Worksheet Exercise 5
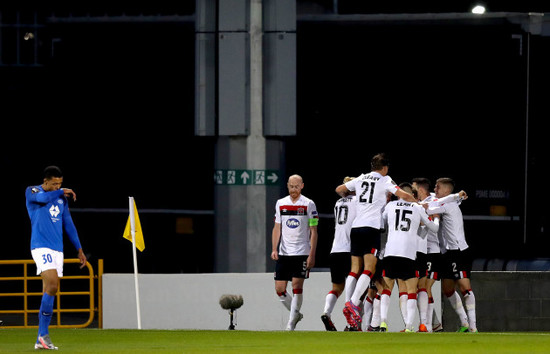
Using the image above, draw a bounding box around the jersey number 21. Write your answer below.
[359,181,375,203]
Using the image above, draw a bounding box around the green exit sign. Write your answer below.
[214,169,280,185]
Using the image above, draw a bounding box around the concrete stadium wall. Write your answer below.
[442,271,550,331]
[103,272,441,332]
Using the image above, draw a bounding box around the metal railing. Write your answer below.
[0,258,103,328]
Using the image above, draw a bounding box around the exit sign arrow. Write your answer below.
[240,171,250,184]
[267,172,278,184]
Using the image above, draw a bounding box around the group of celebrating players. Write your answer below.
[271,153,477,333]
[25,154,476,352]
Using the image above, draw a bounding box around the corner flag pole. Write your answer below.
[129,196,142,330]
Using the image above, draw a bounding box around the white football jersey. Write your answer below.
[382,200,438,260]
[426,194,468,253]
[345,172,399,229]
[331,195,357,253]
[416,224,428,254]
[422,195,441,254]
[274,194,319,256]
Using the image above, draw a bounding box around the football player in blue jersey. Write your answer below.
[25,166,87,350]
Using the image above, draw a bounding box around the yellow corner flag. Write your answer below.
[123,198,145,252]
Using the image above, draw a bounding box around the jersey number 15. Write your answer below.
[394,209,412,232]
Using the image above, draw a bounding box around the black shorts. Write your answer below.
[350,227,381,257]
[382,256,418,281]
[426,252,443,280]
[329,252,351,284]
[370,257,384,289]
[415,252,428,278]
[274,255,309,281]
[440,249,472,280]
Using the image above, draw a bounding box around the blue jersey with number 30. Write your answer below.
[25,185,81,252]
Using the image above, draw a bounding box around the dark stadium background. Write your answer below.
[1,1,549,275]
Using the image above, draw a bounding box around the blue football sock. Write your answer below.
[38,293,55,338]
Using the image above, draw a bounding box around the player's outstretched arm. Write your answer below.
[436,191,467,204]
[395,188,416,202]
[26,187,64,205]
[418,205,439,233]
[335,184,350,197]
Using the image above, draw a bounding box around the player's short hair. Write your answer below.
[436,177,455,192]
[399,182,414,195]
[44,166,63,180]
[371,153,389,171]
[411,177,431,192]
[343,176,355,183]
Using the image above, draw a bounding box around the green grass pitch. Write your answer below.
[2,329,550,353]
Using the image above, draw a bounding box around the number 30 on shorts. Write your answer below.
[42,253,53,264]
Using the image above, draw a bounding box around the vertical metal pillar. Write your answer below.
[195,0,217,136]
[196,0,296,272]
[246,0,267,272]
[523,32,530,244]
[213,0,266,272]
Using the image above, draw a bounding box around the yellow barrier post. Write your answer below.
[0,259,101,329]
[23,261,28,327]
[97,259,103,329]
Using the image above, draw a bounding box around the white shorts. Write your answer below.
[31,248,64,277]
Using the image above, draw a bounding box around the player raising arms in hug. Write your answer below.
[335,153,416,330]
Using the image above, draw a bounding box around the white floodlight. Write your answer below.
[471,5,486,14]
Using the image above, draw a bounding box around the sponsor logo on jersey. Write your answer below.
[49,205,60,217]
[49,205,61,222]
[286,218,300,228]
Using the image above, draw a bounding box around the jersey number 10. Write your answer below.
[335,205,349,225]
